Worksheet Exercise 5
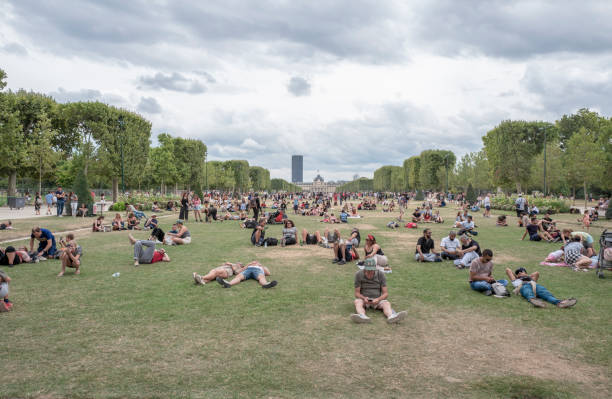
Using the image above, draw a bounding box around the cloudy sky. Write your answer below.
[1,0,611,182]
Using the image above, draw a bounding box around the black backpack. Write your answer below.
[264,237,278,246]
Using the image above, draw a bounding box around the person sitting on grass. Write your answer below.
[496,215,508,226]
[144,214,158,230]
[0,246,32,267]
[57,234,82,277]
[361,234,387,267]
[77,203,88,217]
[29,227,57,260]
[215,260,277,289]
[440,230,461,260]
[251,218,267,246]
[280,219,297,247]
[415,228,441,262]
[453,235,481,269]
[468,249,508,296]
[112,213,126,231]
[128,234,170,266]
[433,210,443,223]
[0,270,13,312]
[193,262,245,285]
[562,235,592,271]
[126,203,146,219]
[457,215,477,236]
[561,230,595,258]
[300,229,323,245]
[412,207,422,223]
[164,219,191,245]
[350,258,407,324]
[127,213,140,230]
[0,221,13,230]
[521,217,553,242]
[505,267,577,308]
[331,228,361,265]
[152,201,162,212]
[92,215,105,232]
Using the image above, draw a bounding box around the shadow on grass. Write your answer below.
[468,375,577,399]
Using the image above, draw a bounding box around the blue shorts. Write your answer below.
[241,267,263,280]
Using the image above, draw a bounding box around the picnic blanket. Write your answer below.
[539,261,597,269]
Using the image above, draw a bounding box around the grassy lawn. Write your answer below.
[2,204,611,398]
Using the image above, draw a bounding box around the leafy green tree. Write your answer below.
[373,166,395,191]
[249,166,270,191]
[149,134,177,195]
[483,120,548,193]
[172,137,206,192]
[0,68,6,90]
[25,114,60,194]
[564,128,606,208]
[556,108,602,150]
[226,160,250,192]
[72,168,93,212]
[419,149,455,190]
[466,183,477,203]
[406,156,421,190]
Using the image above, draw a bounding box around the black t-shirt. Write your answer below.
[416,236,434,254]
[526,224,539,236]
[462,239,481,256]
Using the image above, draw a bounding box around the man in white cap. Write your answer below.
[351,258,407,324]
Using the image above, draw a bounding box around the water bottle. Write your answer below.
[112,272,120,277]
[264,241,268,248]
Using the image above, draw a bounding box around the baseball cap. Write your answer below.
[364,258,377,270]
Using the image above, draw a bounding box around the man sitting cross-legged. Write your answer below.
[216,260,277,289]
[440,230,461,260]
[193,262,245,285]
[453,235,482,269]
[505,267,577,308]
[351,258,407,324]
[414,228,441,262]
[468,249,508,296]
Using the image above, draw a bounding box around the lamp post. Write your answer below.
[540,126,547,197]
[118,116,125,194]
[444,154,449,196]
[205,151,208,192]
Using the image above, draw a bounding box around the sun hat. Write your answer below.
[364,258,377,270]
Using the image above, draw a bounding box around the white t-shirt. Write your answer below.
[440,236,460,251]
[484,196,490,206]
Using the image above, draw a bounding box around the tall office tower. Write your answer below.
[292,155,303,183]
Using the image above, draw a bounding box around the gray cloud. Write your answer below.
[193,70,216,83]
[1,42,28,56]
[137,97,162,114]
[287,76,311,96]
[413,0,612,59]
[48,87,127,105]
[138,72,206,94]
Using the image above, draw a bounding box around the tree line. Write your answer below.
[0,69,298,200]
[340,109,611,197]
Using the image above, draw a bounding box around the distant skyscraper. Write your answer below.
[292,155,303,183]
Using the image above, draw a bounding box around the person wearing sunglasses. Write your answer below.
[505,267,577,308]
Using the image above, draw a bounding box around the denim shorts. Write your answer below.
[241,267,263,280]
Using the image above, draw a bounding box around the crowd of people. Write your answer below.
[3,189,605,317]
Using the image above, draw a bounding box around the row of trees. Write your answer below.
[362,109,610,197]
[0,68,284,199]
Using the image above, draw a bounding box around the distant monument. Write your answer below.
[292,155,303,183]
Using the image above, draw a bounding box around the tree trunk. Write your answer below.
[516,182,521,194]
[572,187,576,205]
[112,178,119,202]
[38,160,42,195]
[8,172,17,197]
[583,180,587,210]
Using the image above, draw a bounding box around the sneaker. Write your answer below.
[280,238,286,247]
[557,298,577,308]
[193,272,204,285]
[387,310,408,324]
[216,276,231,288]
[529,298,547,308]
[350,313,371,324]
[484,289,493,296]
[38,256,47,261]
[332,258,340,264]
[337,260,346,265]
[262,280,277,289]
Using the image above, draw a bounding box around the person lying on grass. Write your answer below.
[164,219,191,245]
[215,260,277,289]
[57,234,82,277]
[128,234,170,266]
[0,246,32,267]
[193,262,245,285]
[505,267,577,308]
[0,221,13,230]
[30,227,57,260]
[351,258,407,324]
[0,270,13,312]
[468,249,508,296]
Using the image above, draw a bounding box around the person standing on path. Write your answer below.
[45,191,54,215]
[179,192,189,221]
[55,186,65,217]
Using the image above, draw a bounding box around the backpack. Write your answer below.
[244,220,257,229]
[264,237,278,246]
[491,282,510,297]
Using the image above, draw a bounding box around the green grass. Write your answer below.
[1,204,611,398]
